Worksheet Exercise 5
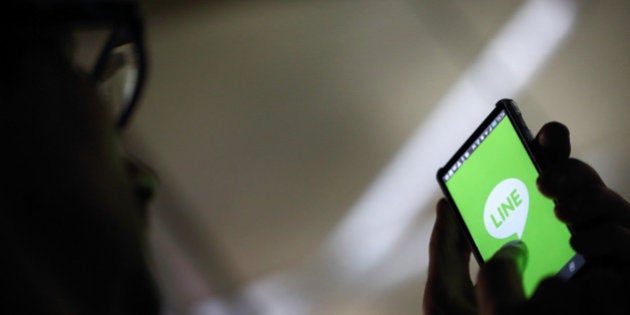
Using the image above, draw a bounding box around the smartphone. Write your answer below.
[436,99,584,296]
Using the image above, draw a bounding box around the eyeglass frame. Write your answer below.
[34,2,147,129]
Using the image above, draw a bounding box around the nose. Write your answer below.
[124,154,159,217]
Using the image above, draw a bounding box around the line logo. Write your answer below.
[483,178,529,239]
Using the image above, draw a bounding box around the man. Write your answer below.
[1,1,159,313]
[3,1,628,314]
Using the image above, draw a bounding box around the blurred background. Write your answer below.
[124,0,629,314]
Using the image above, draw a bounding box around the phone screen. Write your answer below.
[439,107,583,296]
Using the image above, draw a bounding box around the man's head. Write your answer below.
[0,1,159,313]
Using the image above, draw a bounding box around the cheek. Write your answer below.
[78,132,145,237]
[72,75,144,228]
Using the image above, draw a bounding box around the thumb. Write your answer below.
[476,240,528,315]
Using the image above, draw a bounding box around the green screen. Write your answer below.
[445,113,575,296]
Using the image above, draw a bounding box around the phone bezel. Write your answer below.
[436,99,541,264]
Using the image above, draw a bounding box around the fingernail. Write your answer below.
[494,240,529,274]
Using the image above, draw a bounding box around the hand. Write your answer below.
[423,198,475,315]
[425,122,630,314]
[424,123,567,315]
[535,124,630,261]
[530,122,630,314]
[423,199,528,315]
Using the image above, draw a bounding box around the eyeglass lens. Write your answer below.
[72,27,140,126]
[96,42,139,123]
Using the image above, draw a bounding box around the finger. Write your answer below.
[429,199,471,264]
[424,199,476,315]
[476,241,528,315]
[570,224,630,261]
[537,158,630,226]
[554,186,630,227]
[537,158,604,199]
[531,122,571,167]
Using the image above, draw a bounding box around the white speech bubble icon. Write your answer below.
[484,178,529,239]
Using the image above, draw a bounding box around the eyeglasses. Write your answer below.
[42,2,147,129]
[91,7,146,129]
